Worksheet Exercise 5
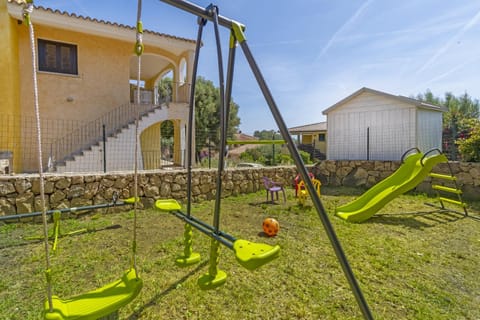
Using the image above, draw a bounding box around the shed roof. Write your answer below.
[322,87,448,115]
[288,122,327,134]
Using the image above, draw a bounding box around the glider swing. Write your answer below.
[156,1,373,319]
[0,192,136,223]
[21,1,143,318]
[155,4,280,289]
[0,192,136,252]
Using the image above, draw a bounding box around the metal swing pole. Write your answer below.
[158,1,373,318]
[211,4,226,234]
[174,13,207,267]
[224,28,238,149]
[159,0,239,29]
[235,27,374,320]
[186,16,207,217]
[196,4,228,288]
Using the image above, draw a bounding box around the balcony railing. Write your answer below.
[130,81,191,105]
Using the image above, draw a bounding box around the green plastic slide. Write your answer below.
[335,151,447,223]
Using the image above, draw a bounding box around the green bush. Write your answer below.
[456,118,480,162]
[299,150,313,164]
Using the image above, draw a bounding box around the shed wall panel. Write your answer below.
[416,109,443,152]
[327,94,418,160]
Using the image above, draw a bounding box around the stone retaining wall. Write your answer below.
[0,161,478,217]
[311,160,479,200]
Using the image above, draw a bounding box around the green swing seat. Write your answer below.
[233,239,280,271]
[155,199,280,271]
[43,268,143,320]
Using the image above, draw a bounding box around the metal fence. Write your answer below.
[0,81,195,174]
[50,103,159,167]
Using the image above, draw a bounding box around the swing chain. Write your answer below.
[21,0,33,25]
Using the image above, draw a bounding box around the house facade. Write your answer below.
[1,1,197,173]
[288,122,327,160]
[322,87,446,161]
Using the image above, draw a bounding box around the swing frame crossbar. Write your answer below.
[226,140,286,145]
[158,0,373,318]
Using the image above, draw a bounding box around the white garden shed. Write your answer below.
[322,87,447,161]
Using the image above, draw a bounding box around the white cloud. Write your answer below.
[416,8,480,75]
[316,0,374,61]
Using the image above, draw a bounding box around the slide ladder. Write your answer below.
[429,163,468,216]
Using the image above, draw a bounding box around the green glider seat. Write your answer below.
[233,240,280,271]
[43,269,143,320]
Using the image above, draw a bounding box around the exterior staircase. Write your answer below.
[297,144,326,161]
[54,104,183,173]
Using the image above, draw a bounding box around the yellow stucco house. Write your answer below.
[1,1,196,173]
[288,122,327,160]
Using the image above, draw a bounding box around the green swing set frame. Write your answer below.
[22,0,374,318]
[155,1,374,319]
[154,3,281,290]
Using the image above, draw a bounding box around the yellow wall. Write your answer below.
[141,122,162,169]
[13,23,137,171]
[300,133,327,154]
[0,2,22,171]
[16,24,132,122]
[301,135,313,144]
[2,4,194,172]
[140,119,181,169]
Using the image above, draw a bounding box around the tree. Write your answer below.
[253,129,281,140]
[194,77,241,156]
[456,118,480,162]
[157,77,173,103]
[417,90,480,161]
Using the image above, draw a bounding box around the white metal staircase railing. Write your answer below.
[49,80,192,171]
[50,103,159,167]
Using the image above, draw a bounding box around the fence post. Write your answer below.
[103,124,106,173]
[367,127,370,161]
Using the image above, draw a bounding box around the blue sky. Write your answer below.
[39,0,480,135]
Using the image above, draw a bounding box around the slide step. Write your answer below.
[429,173,456,181]
[432,185,462,194]
[439,197,466,207]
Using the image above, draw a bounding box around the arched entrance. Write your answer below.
[140,119,181,169]
[160,120,174,165]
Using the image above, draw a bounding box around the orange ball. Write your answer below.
[262,218,279,237]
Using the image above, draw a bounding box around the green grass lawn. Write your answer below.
[1,187,479,319]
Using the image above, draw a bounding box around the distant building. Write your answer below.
[227,132,259,159]
[288,122,327,160]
